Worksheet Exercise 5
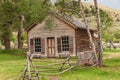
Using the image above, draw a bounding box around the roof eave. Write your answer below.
[26,23,38,32]
[76,26,96,31]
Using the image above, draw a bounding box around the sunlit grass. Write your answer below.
[0,51,120,80]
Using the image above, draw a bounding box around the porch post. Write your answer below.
[55,37,59,57]
[73,35,76,56]
[45,37,48,57]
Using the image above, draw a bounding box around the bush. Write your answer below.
[0,48,28,56]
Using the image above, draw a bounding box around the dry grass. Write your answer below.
[82,2,120,31]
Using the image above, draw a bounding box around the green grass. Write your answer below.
[0,51,120,80]
[104,48,120,52]
[58,56,120,80]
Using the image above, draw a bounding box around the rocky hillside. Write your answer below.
[82,2,120,31]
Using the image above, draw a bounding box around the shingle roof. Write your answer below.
[71,17,87,29]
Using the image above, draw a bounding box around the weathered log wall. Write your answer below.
[75,29,95,53]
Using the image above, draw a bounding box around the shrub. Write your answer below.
[0,48,28,56]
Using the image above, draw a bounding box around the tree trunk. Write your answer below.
[4,33,10,49]
[3,26,11,49]
[94,0,103,67]
[79,0,97,60]
[111,41,116,49]
[109,41,113,50]
[18,15,24,49]
[109,41,116,49]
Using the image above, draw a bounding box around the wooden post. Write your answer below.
[31,60,40,80]
[19,66,27,80]
[20,52,41,80]
[27,53,32,80]
[94,0,103,67]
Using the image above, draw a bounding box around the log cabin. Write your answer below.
[26,11,97,58]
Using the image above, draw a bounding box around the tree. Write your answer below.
[0,1,16,49]
[17,0,50,49]
[18,15,24,49]
[99,9,113,31]
[15,0,29,49]
[78,0,97,63]
[0,0,29,49]
[94,0,103,67]
[90,2,114,50]
[0,0,50,49]
[100,9,115,49]
[114,30,120,43]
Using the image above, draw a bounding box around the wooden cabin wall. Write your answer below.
[75,29,95,53]
[27,16,76,57]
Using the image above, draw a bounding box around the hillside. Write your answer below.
[82,2,120,31]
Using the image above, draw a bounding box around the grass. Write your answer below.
[0,50,120,80]
[104,48,120,52]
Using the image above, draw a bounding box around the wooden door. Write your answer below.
[47,37,55,57]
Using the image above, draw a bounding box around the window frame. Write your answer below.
[61,36,69,52]
[34,37,41,52]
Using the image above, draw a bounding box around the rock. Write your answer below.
[77,51,95,66]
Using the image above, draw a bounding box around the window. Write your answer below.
[62,36,69,51]
[34,38,41,52]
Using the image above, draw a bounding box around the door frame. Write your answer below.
[47,37,55,57]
